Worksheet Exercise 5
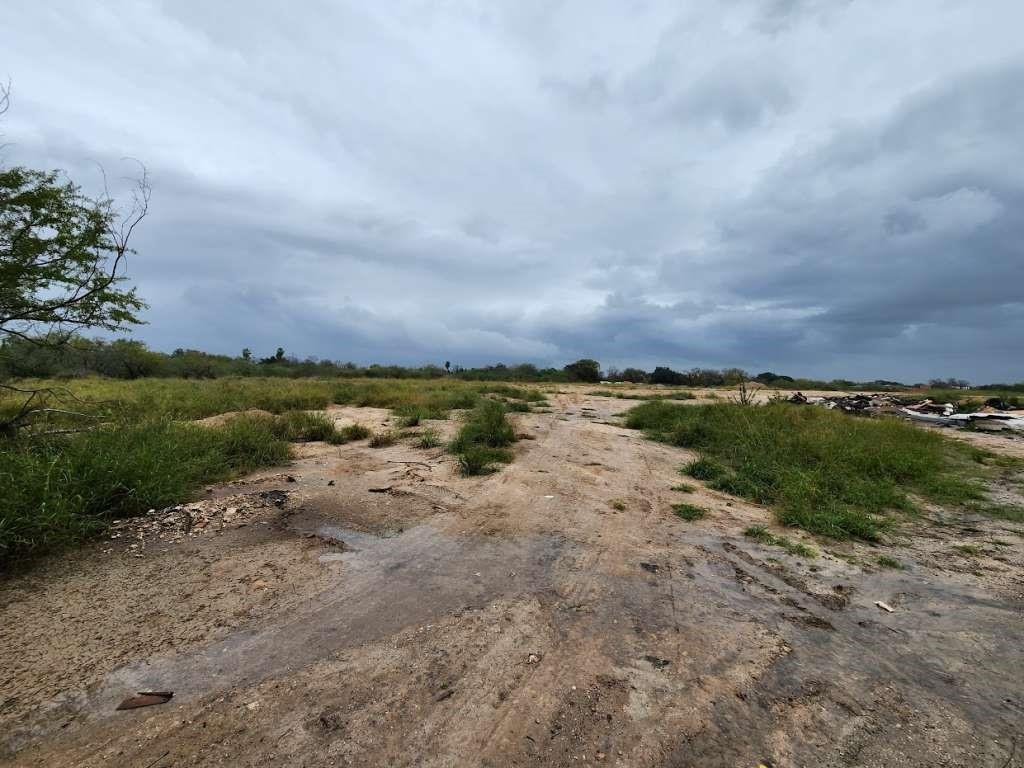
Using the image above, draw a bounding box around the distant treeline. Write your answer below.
[1,337,1020,391]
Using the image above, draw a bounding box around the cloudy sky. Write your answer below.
[3,1,1022,382]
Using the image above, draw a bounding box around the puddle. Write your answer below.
[316,524,397,550]
[12,522,567,746]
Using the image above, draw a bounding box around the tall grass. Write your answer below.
[0,377,549,427]
[626,401,987,540]
[449,399,516,476]
[0,416,290,567]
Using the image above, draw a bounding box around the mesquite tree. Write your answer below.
[1,84,149,434]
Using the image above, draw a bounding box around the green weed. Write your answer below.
[671,503,706,521]
[743,525,817,558]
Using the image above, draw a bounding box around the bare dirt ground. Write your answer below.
[2,391,1023,767]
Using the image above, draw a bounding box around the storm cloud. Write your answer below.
[3,1,1022,381]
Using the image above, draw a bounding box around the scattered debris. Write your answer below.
[875,601,895,613]
[899,407,1024,431]
[108,490,290,551]
[639,562,659,573]
[116,691,174,710]
[788,391,1024,431]
[368,486,393,493]
[259,489,289,507]
[789,392,903,414]
[644,655,671,670]
[527,653,542,664]
[327,480,335,486]
[286,475,297,483]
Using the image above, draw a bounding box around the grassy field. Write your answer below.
[626,400,995,540]
[0,377,548,425]
[0,377,542,567]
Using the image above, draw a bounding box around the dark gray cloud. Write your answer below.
[3,1,1022,381]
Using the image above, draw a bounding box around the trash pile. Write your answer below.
[787,391,1024,432]
[787,392,903,414]
[107,489,290,555]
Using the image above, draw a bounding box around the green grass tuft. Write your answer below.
[876,555,902,569]
[683,456,727,481]
[449,399,516,476]
[368,430,398,448]
[416,427,442,449]
[671,502,705,521]
[743,525,817,558]
[277,411,340,442]
[329,423,371,444]
[969,502,1024,523]
[671,482,696,493]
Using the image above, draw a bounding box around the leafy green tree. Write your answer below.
[563,358,601,383]
[1,165,148,344]
[1,84,149,433]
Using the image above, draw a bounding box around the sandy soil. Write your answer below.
[2,392,1023,767]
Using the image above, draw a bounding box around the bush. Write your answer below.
[563,359,601,383]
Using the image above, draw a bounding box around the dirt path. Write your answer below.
[2,394,1023,767]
